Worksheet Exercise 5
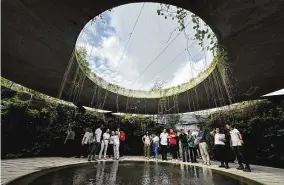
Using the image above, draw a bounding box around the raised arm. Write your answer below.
[210,129,216,136]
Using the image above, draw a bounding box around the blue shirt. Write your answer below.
[197,131,206,143]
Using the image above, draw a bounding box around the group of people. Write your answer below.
[66,122,251,172]
[141,123,251,172]
[64,125,126,161]
[142,128,199,162]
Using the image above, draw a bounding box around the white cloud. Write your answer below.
[77,3,214,90]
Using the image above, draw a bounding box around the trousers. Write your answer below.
[199,142,210,164]
[99,140,109,159]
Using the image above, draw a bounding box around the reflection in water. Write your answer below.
[202,166,213,184]
[14,161,259,185]
[142,162,150,185]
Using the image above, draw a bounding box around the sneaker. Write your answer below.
[237,166,244,170]
[207,162,211,166]
[219,165,226,168]
[243,167,251,172]
[225,166,230,169]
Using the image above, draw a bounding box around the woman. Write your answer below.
[99,128,110,160]
[187,130,198,163]
[108,131,115,158]
[142,131,151,159]
[168,129,178,161]
[64,127,75,157]
[210,127,230,169]
[113,130,120,160]
[152,134,159,160]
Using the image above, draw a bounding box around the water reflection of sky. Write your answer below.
[21,162,258,185]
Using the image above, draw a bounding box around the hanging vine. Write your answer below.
[157,4,218,55]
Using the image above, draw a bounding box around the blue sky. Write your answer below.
[76,3,214,90]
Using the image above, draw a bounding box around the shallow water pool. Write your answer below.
[8,161,260,185]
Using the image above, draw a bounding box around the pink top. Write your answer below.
[169,132,177,145]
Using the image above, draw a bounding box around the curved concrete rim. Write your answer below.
[2,0,284,113]
[75,46,218,99]
[4,157,279,185]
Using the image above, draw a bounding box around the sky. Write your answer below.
[76,3,213,90]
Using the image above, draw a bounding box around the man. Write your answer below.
[160,129,168,160]
[118,128,126,157]
[88,125,103,161]
[80,128,93,158]
[168,129,178,161]
[226,123,251,172]
[179,129,189,162]
[197,125,210,165]
[188,130,198,163]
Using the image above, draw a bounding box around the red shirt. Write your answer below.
[169,132,177,145]
[120,131,125,141]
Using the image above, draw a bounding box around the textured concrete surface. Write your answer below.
[1,157,284,185]
[2,0,284,113]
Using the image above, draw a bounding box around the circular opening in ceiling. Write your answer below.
[75,2,217,98]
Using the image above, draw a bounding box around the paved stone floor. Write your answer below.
[1,156,284,185]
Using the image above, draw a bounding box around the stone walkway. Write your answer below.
[1,156,284,185]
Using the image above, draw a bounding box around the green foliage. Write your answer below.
[157,4,218,54]
[76,47,91,75]
[1,84,158,158]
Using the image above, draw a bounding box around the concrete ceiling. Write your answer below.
[2,0,284,114]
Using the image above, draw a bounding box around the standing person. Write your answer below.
[197,125,210,165]
[179,129,189,162]
[113,130,120,160]
[210,127,230,169]
[79,128,93,158]
[160,129,168,161]
[118,128,126,157]
[226,123,251,172]
[188,131,198,163]
[142,131,151,159]
[152,133,159,160]
[108,131,115,158]
[99,128,110,160]
[88,125,103,161]
[168,129,178,161]
[64,127,76,157]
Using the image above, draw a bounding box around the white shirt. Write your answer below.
[153,136,159,144]
[143,135,151,145]
[113,135,120,145]
[94,128,102,143]
[82,132,93,144]
[110,135,115,144]
[214,133,225,145]
[102,132,110,143]
[229,128,242,146]
[160,132,168,145]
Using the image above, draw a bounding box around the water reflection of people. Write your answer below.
[202,167,213,185]
[109,161,119,185]
[94,161,106,185]
[141,162,151,185]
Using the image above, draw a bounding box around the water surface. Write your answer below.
[10,161,260,185]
